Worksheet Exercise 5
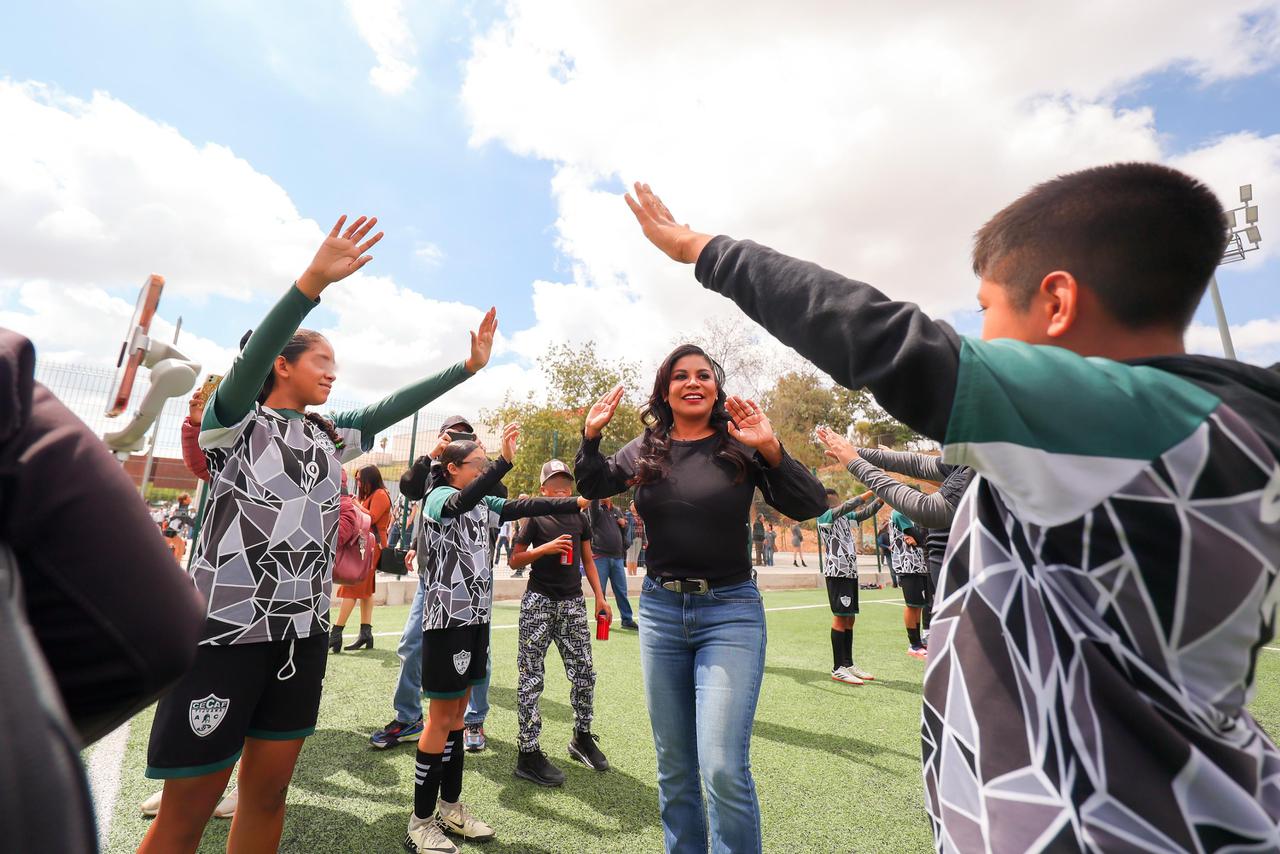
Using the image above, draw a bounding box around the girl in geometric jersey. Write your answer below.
[403,426,586,854]
[138,215,498,854]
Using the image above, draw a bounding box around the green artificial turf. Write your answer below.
[96,587,1280,853]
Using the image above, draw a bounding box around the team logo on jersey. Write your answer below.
[453,650,472,675]
[189,694,230,737]
[840,595,852,607]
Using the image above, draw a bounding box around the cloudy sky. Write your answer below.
[2,0,1279,419]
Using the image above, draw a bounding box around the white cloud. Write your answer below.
[0,79,321,301]
[460,0,1280,374]
[1189,316,1280,366]
[344,0,419,95]
[414,241,445,266]
[0,78,495,419]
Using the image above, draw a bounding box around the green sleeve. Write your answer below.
[203,284,318,430]
[943,338,1220,525]
[330,361,471,438]
[817,509,834,525]
[482,495,507,514]
[423,486,459,522]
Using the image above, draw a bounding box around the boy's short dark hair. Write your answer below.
[825,488,838,497]
[972,163,1228,330]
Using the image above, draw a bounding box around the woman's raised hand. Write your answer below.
[499,422,520,463]
[725,397,775,448]
[817,425,858,466]
[297,215,384,298]
[623,183,714,264]
[465,307,498,373]
[584,385,624,440]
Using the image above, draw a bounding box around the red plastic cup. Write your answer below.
[561,541,573,566]
[596,610,609,641]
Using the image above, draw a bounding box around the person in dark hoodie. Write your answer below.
[624,166,1280,852]
[0,328,204,853]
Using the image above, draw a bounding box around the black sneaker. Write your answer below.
[568,731,610,771]
[619,620,639,630]
[514,749,566,787]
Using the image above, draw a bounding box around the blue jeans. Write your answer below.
[394,571,490,725]
[639,576,766,854]
[596,556,634,623]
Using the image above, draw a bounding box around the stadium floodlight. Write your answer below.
[1210,183,1264,360]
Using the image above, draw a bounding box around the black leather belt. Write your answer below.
[650,570,752,595]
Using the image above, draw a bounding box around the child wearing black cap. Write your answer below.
[508,460,612,787]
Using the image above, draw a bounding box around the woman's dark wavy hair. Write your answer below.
[427,440,482,492]
[632,344,751,486]
[240,327,344,451]
[356,464,386,501]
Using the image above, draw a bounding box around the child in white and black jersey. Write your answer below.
[405,427,583,854]
[815,484,883,685]
[139,216,498,854]
[508,460,611,788]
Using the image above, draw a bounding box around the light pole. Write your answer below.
[1210,184,1263,360]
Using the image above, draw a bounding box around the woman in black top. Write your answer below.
[575,344,825,854]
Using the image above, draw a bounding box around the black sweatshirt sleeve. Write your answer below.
[497,496,581,523]
[753,444,829,521]
[574,434,640,499]
[695,236,961,441]
[400,455,434,501]
[438,457,513,518]
[0,330,204,745]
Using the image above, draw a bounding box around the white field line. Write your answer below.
[1264,647,1280,653]
[88,720,131,849]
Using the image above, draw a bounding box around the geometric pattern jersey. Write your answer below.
[416,488,499,631]
[923,342,1280,851]
[193,406,365,645]
[818,497,882,578]
[889,520,929,575]
[417,478,581,631]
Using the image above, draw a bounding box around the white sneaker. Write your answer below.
[213,786,238,818]
[404,814,457,854]
[848,662,876,681]
[907,645,928,660]
[830,667,865,686]
[139,789,163,818]
[437,799,495,841]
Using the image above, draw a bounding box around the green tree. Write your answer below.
[760,369,920,469]
[484,342,645,498]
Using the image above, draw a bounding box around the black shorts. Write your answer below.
[146,633,328,779]
[825,576,859,616]
[423,623,490,699]
[900,573,935,609]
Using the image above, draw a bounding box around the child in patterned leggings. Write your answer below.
[508,460,612,787]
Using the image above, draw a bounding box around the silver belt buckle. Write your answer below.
[662,578,709,594]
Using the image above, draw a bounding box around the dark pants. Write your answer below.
[753,540,765,566]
